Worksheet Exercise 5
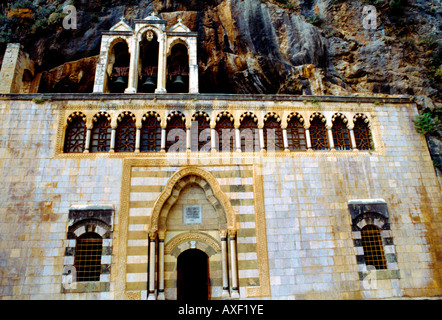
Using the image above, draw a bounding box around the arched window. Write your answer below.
[90,114,111,152]
[166,112,186,152]
[239,114,259,152]
[264,115,283,151]
[108,41,130,93]
[192,113,211,152]
[64,114,86,153]
[361,225,387,270]
[215,114,235,152]
[353,116,373,150]
[138,31,159,93]
[141,113,161,152]
[286,114,306,151]
[167,43,189,93]
[74,232,103,282]
[309,115,329,150]
[115,113,136,152]
[332,115,352,150]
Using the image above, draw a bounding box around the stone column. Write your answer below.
[282,128,289,151]
[84,128,92,153]
[327,127,335,150]
[211,128,217,152]
[305,127,312,150]
[349,128,357,150]
[259,127,265,151]
[235,128,241,152]
[186,127,191,151]
[161,127,166,151]
[188,37,199,93]
[125,37,138,93]
[220,230,230,298]
[148,233,156,300]
[229,230,239,298]
[135,127,141,152]
[156,35,167,93]
[157,232,165,300]
[109,127,116,152]
[93,38,110,93]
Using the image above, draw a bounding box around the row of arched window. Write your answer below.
[64,111,373,153]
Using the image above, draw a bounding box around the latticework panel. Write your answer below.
[215,115,235,152]
[309,117,329,150]
[361,225,387,270]
[64,117,86,153]
[264,117,284,151]
[193,114,211,151]
[332,117,352,150]
[116,116,136,152]
[166,114,186,152]
[353,118,372,150]
[140,115,162,152]
[287,117,307,151]
[239,116,259,152]
[90,116,111,152]
[74,233,103,282]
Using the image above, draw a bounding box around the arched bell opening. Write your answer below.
[138,30,159,93]
[107,41,130,93]
[167,43,189,93]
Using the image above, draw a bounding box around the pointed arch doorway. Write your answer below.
[177,249,209,301]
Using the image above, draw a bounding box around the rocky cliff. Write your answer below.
[1,0,442,162]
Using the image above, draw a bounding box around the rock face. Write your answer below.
[16,0,438,100]
[1,0,440,99]
[37,56,98,93]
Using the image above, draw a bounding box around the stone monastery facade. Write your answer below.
[0,13,441,300]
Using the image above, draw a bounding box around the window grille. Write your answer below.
[287,116,307,151]
[216,115,235,152]
[74,232,103,282]
[332,117,352,150]
[166,114,186,152]
[194,115,210,151]
[239,116,259,152]
[64,117,86,153]
[309,116,329,150]
[140,115,161,152]
[115,115,136,152]
[361,225,387,270]
[353,118,372,150]
[90,115,111,152]
[264,117,284,151]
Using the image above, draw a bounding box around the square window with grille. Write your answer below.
[74,232,103,282]
[361,225,387,270]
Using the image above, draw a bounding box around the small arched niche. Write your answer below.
[21,69,34,93]
[138,30,159,93]
[167,42,189,93]
[166,183,220,231]
[159,174,227,232]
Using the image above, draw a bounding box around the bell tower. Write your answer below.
[93,13,198,94]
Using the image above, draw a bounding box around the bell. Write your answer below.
[172,75,185,86]
[113,76,125,86]
[112,76,126,93]
[142,76,156,90]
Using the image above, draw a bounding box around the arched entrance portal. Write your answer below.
[177,249,209,300]
[147,167,239,300]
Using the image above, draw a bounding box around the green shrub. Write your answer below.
[414,112,438,135]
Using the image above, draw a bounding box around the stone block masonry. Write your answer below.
[0,95,440,300]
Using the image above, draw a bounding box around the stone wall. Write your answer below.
[0,95,440,299]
